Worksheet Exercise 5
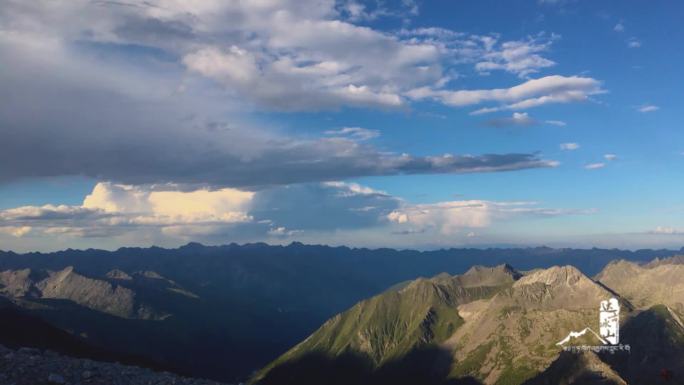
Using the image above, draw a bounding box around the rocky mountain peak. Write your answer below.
[514,265,588,287]
[105,269,132,280]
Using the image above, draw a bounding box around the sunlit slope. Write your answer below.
[257,265,634,385]
[255,265,519,384]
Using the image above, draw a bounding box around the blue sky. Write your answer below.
[1,0,682,251]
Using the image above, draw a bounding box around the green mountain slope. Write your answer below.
[254,264,520,384]
[256,265,635,385]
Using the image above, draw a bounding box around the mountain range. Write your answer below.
[1,243,683,383]
[255,258,684,384]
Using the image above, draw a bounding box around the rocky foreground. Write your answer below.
[0,345,230,385]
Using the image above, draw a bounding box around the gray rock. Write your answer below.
[18,347,39,355]
[48,373,66,384]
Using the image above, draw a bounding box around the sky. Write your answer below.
[1,0,683,252]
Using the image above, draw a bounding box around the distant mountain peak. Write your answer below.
[105,269,132,280]
[178,242,205,250]
[645,254,684,268]
[515,265,588,287]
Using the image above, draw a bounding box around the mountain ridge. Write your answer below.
[257,259,684,385]
[2,244,684,383]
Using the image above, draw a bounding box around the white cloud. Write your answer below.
[651,226,684,235]
[604,154,617,161]
[0,226,32,238]
[585,162,606,170]
[0,181,596,247]
[82,183,254,225]
[387,200,594,235]
[614,23,625,32]
[545,120,567,126]
[627,37,641,48]
[409,75,604,113]
[560,142,580,151]
[474,34,558,78]
[336,0,419,22]
[637,104,659,113]
[0,181,399,240]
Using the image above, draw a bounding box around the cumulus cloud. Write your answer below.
[560,142,580,151]
[387,200,594,235]
[0,226,32,238]
[604,154,617,161]
[0,181,594,247]
[409,75,604,114]
[0,181,400,240]
[614,23,625,32]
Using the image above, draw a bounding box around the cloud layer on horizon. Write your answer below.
[0,181,592,249]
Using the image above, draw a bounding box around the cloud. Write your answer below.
[474,34,558,78]
[484,112,537,127]
[324,127,380,141]
[560,143,580,151]
[82,183,255,225]
[627,37,641,48]
[387,200,594,235]
[0,3,559,189]
[637,104,659,113]
[604,154,617,161]
[336,0,419,22]
[0,181,401,240]
[409,75,604,113]
[650,226,684,235]
[545,120,567,126]
[614,23,625,32]
[396,29,559,79]
[0,226,32,238]
[585,163,606,170]
[0,181,596,247]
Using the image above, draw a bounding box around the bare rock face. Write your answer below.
[0,267,178,319]
[454,264,522,288]
[445,266,619,385]
[37,267,137,318]
[0,268,39,297]
[596,259,684,314]
[0,344,230,385]
[511,265,613,310]
[105,269,132,280]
